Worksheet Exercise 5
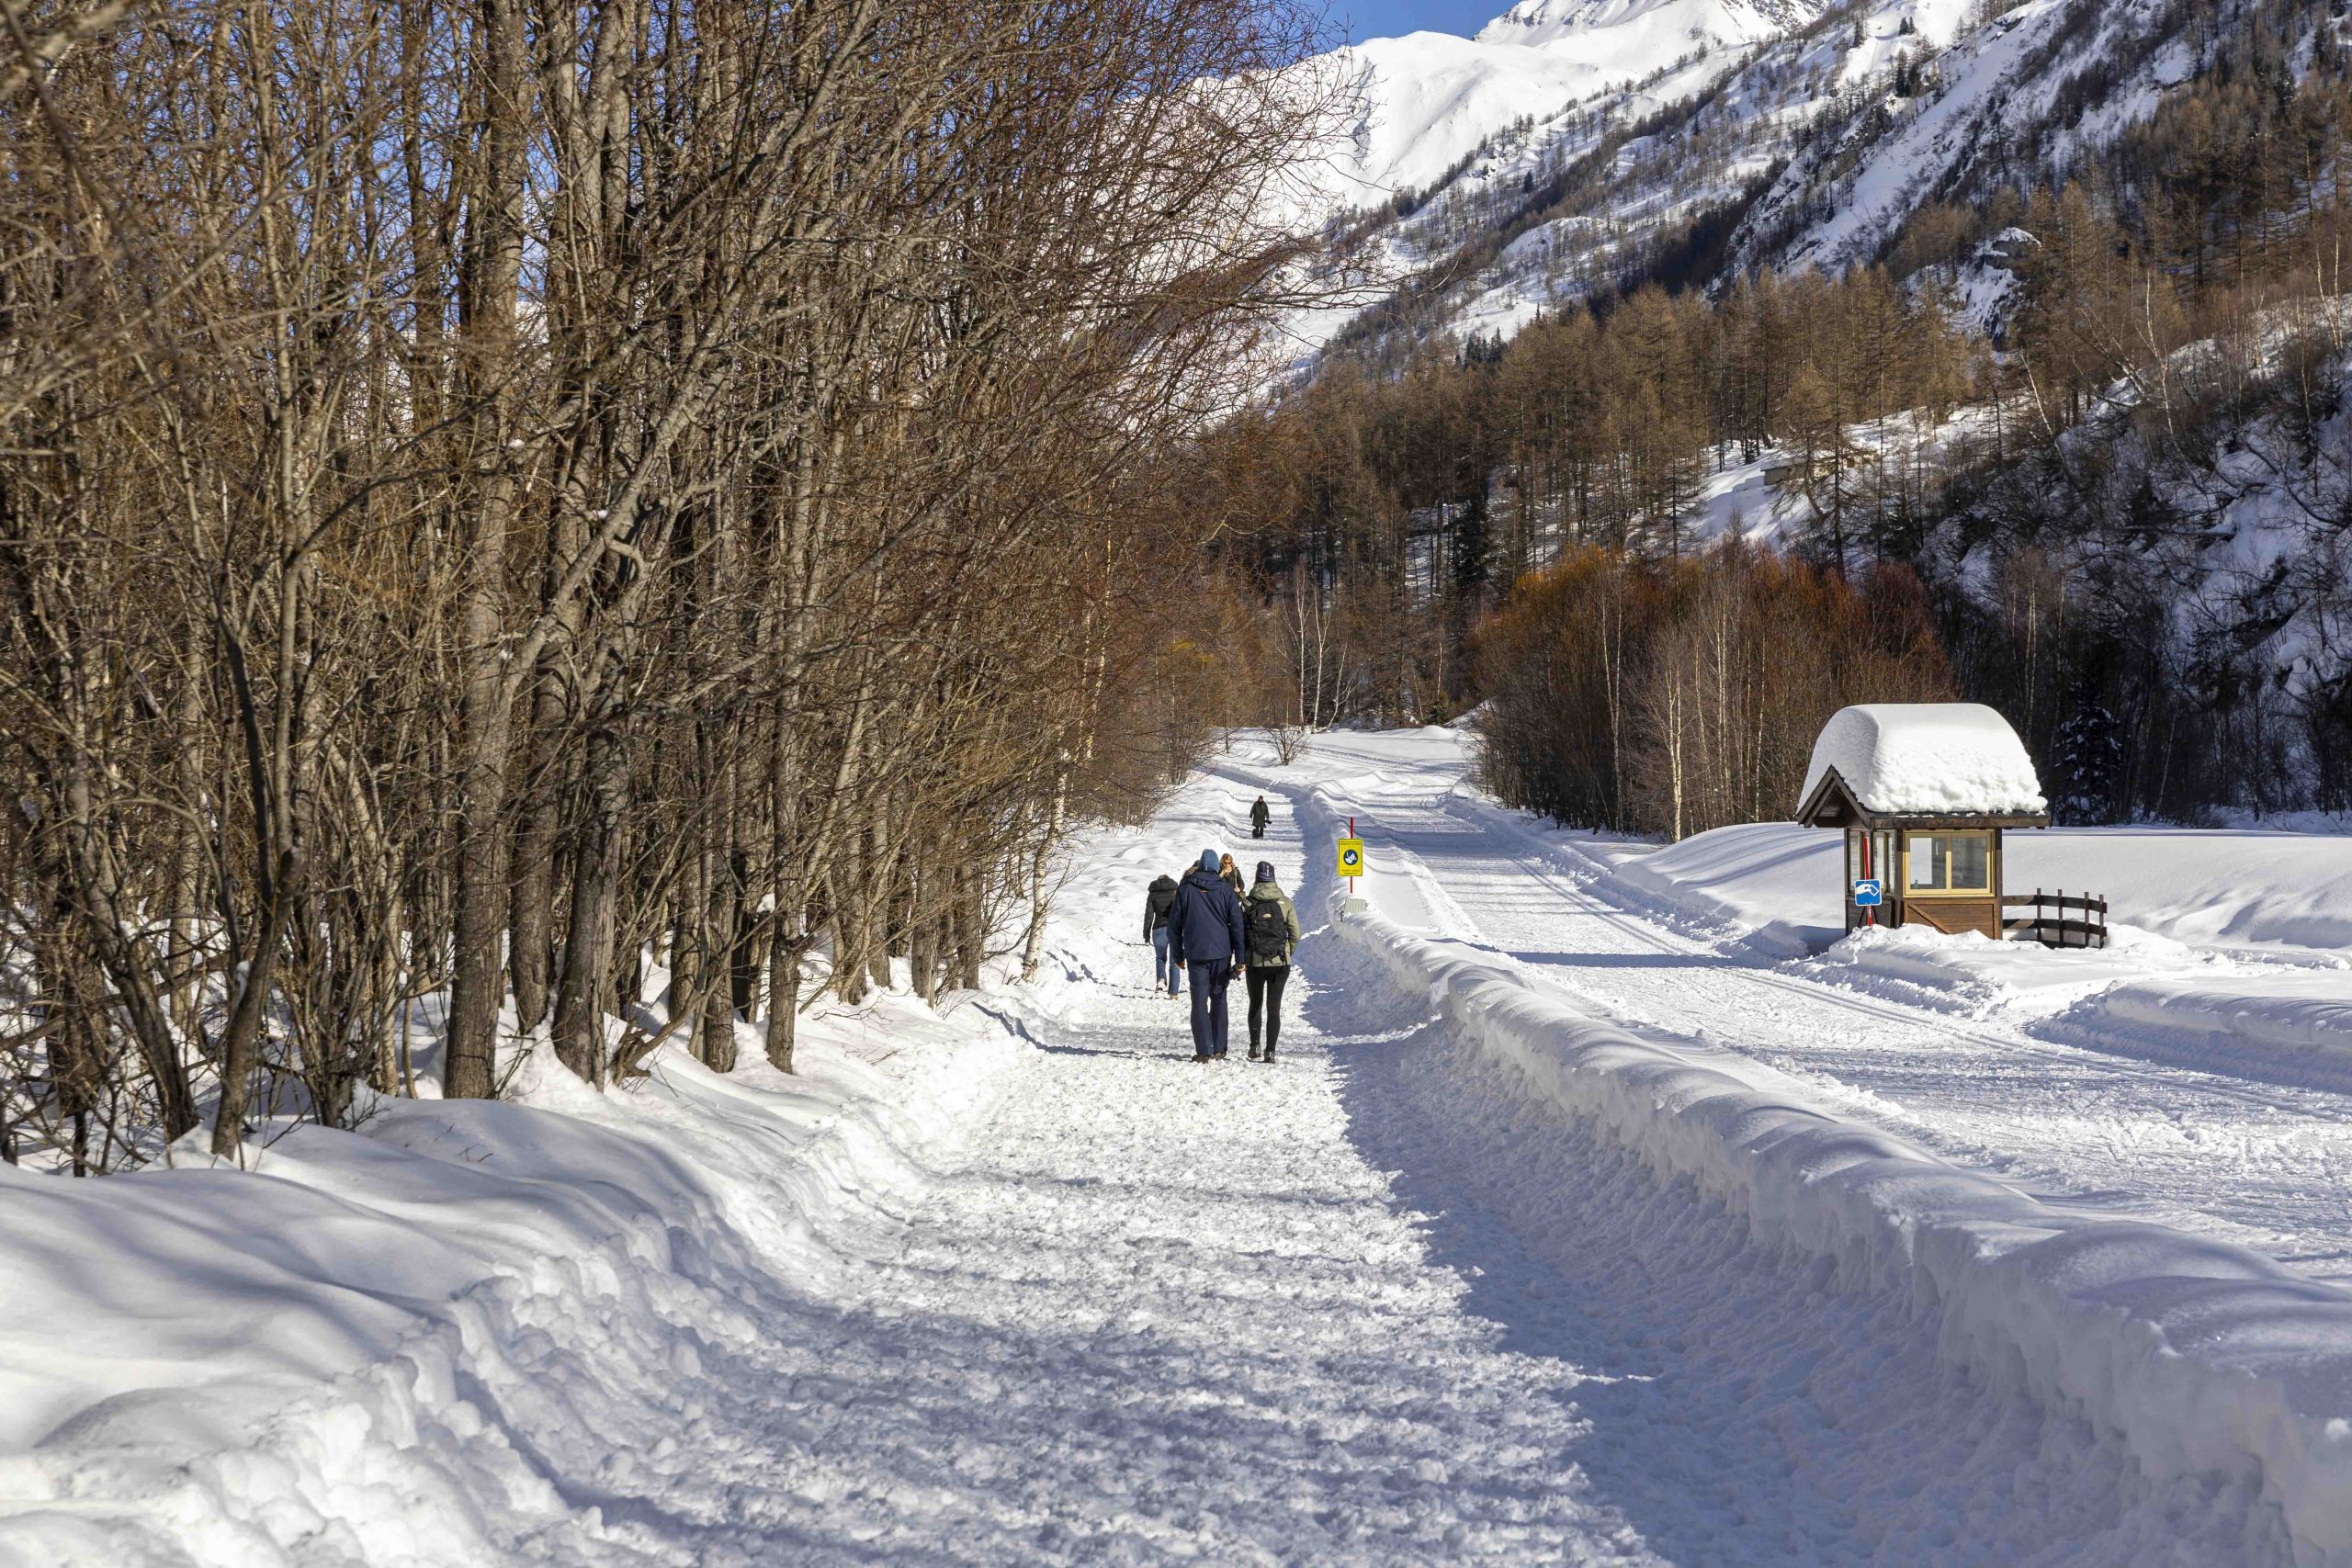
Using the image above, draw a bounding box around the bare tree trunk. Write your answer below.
[763,703,808,1073]
[908,853,939,1003]
[699,739,741,1071]
[553,719,628,1081]
[1019,754,1069,980]
[211,851,297,1158]
[865,820,896,993]
[507,657,571,1033]
[445,0,531,1101]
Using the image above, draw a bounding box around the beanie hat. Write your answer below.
[1255,861,1275,885]
[1199,849,1220,873]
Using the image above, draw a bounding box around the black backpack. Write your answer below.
[1246,895,1288,963]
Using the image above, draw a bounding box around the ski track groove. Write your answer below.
[1250,738,2352,1282]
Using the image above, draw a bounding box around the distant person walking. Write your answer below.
[1250,795,1272,840]
[1243,860,1302,1062]
[1143,871,1182,998]
[1167,848,1246,1060]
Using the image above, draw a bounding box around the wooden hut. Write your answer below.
[1795,704,2049,939]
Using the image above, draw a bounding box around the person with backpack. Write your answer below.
[1142,871,1183,998]
[1243,860,1302,1061]
[1166,848,1246,1060]
[1250,795,1272,840]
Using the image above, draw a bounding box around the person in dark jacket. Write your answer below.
[1142,873,1182,997]
[1242,860,1303,1061]
[1250,795,1272,839]
[1218,852,1247,901]
[1166,848,1247,1060]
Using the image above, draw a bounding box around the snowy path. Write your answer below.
[673,773,2278,1565]
[1237,732,2352,1286]
[800,988,1639,1562]
[726,779,1646,1563]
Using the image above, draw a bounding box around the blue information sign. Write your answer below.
[1852,879,1883,908]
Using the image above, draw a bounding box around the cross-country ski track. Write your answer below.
[11,728,2352,1566]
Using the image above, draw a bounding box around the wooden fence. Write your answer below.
[2003,890,2109,950]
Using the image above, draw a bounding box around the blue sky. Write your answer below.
[1333,0,1498,40]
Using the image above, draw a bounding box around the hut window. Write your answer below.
[1906,831,1992,894]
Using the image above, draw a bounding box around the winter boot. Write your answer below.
[1248,1043,1261,1061]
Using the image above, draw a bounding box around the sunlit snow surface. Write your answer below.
[1800,701,2048,817]
[1222,725,2352,1562]
[7,728,2352,1563]
[1275,0,1814,223]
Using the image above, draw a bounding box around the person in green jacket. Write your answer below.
[1241,860,1302,1061]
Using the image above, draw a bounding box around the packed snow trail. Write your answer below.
[1237,729,2352,1285]
[808,993,1639,1562]
[731,773,2281,1566]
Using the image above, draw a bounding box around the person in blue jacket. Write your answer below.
[1165,848,1247,1060]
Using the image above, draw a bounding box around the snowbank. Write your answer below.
[2048,973,2352,1091]
[0,995,1023,1566]
[1592,818,2352,960]
[1281,780,2352,1564]
[1792,918,2207,1010]
[1800,702,2047,817]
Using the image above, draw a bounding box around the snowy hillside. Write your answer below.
[1476,0,1814,50]
[1289,0,2332,366]
[1278,0,1821,221]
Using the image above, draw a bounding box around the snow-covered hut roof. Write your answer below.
[1797,704,2047,820]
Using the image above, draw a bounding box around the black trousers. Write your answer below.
[1247,964,1289,1052]
[1251,822,1266,838]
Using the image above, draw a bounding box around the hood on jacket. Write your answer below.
[1149,874,1177,890]
[1198,849,1221,873]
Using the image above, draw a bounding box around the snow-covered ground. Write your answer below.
[0,984,1028,1565]
[1576,802,2352,1088]
[1233,727,2352,1267]
[11,727,2352,1563]
[1220,725,2352,1561]
[1612,815,2352,959]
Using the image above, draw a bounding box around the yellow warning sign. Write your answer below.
[1337,838,1364,878]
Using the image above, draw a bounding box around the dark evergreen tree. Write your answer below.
[2053,676,2125,824]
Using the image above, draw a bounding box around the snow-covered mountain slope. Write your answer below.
[1277,0,1822,221]
[1736,0,2198,276]
[1283,33,1625,217]
[1290,0,2330,368]
[1475,0,1812,51]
